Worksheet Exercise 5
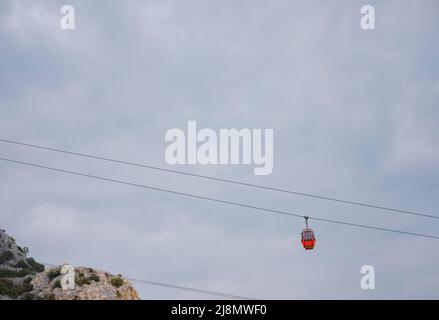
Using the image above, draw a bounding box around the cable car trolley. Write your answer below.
[301,216,316,250]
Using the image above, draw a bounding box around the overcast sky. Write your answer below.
[1,0,438,299]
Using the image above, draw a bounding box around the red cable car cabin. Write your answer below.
[301,228,316,250]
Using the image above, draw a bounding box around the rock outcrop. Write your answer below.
[31,266,139,300]
[0,229,139,300]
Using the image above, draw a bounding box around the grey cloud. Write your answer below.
[1,0,439,299]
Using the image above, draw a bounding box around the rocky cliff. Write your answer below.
[0,229,139,300]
